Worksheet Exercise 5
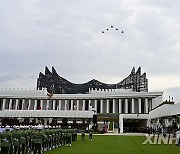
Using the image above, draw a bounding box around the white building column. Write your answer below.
[71,100,73,110]
[138,98,141,114]
[22,99,25,110]
[106,99,109,113]
[9,99,12,110]
[119,114,123,133]
[89,100,92,111]
[28,99,31,110]
[65,100,67,110]
[125,99,128,113]
[100,99,103,113]
[58,100,61,110]
[113,99,116,113]
[15,99,19,110]
[34,99,37,110]
[53,100,56,110]
[2,99,6,110]
[40,100,43,110]
[131,99,135,113]
[113,122,115,132]
[145,98,148,113]
[46,100,49,110]
[94,99,97,113]
[77,100,79,110]
[82,100,85,111]
[119,99,122,113]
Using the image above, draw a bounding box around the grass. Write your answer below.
[45,135,180,154]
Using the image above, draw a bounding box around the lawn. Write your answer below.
[45,135,180,154]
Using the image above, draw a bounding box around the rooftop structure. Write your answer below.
[37,66,148,94]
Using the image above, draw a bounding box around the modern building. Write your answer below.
[0,67,164,133]
[148,100,180,132]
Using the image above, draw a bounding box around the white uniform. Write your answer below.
[176,130,180,145]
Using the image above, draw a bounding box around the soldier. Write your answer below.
[72,129,75,142]
[0,126,12,154]
[20,126,28,154]
[66,128,72,147]
[48,127,53,150]
[62,129,67,145]
[25,126,30,153]
[81,130,85,141]
[29,126,36,152]
[42,126,49,151]
[58,128,63,147]
[89,129,93,141]
[12,126,21,154]
[33,126,46,154]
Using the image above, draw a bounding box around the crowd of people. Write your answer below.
[0,125,93,154]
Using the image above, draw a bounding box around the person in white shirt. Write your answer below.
[176,128,180,146]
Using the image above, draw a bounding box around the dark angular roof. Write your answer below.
[37,66,148,94]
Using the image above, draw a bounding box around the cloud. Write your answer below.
[0,0,180,101]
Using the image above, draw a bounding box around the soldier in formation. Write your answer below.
[0,125,77,154]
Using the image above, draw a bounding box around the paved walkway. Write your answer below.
[93,132,145,136]
[77,132,145,136]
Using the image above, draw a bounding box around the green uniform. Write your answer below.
[66,129,72,147]
[33,129,45,154]
[20,129,28,154]
[42,129,48,151]
[89,131,93,141]
[12,130,21,154]
[81,131,85,141]
[0,129,12,154]
[62,130,67,145]
[48,129,53,150]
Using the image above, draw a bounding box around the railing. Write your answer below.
[0,110,93,118]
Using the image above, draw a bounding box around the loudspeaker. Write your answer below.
[93,114,97,124]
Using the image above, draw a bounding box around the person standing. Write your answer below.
[81,131,85,141]
[89,129,93,141]
[20,127,27,154]
[0,126,12,154]
[66,128,72,147]
[12,126,21,154]
[176,128,180,146]
[33,126,46,154]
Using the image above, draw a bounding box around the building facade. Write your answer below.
[0,67,165,133]
[0,88,163,133]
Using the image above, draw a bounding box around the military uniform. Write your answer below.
[89,130,93,141]
[48,129,53,150]
[66,129,72,147]
[20,129,27,154]
[33,128,46,154]
[12,129,21,154]
[62,130,67,145]
[42,128,49,151]
[81,131,85,141]
[0,129,12,154]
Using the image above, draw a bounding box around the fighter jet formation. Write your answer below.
[102,25,124,34]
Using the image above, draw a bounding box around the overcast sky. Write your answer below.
[0,0,180,102]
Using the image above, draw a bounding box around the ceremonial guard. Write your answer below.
[81,130,85,141]
[89,129,93,141]
[20,126,28,154]
[0,126,12,154]
[33,126,46,154]
[66,128,72,147]
[12,126,21,154]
